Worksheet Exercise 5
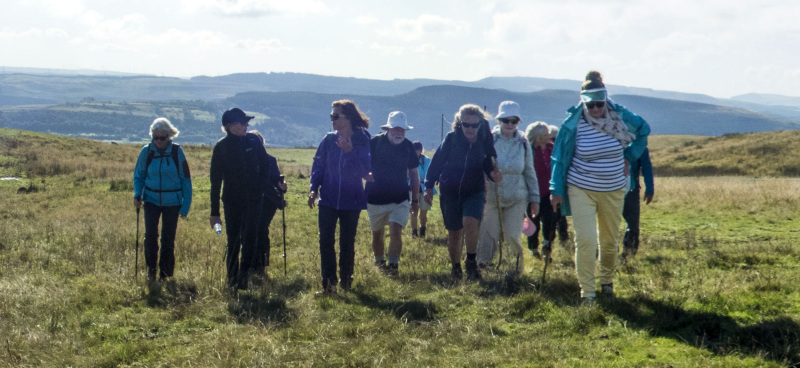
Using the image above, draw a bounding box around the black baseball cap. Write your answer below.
[222,108,254,126]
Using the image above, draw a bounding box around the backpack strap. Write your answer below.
[143,143,183,180]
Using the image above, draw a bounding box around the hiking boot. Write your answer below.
[340,277,352,291]
[465,260,482,281]
[419,226,426,237]
[315,284,337,297]
[530,248,542,260]
[412,229,419,237]
[451,263,463,281]
[601,283,614,297]
[582,296,596,306]
[375,259,389,274]
[147,268,157,283]
[386,263,399,278]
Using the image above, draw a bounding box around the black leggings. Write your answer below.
[255,202,278,269]
[527,195,559,250]
[143,202,181,279]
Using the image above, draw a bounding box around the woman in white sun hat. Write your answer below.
[476,101,539,273]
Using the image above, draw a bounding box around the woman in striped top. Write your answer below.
[549,71,650,304]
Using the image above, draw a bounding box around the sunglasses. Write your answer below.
[330,113,343,121]
[461,122,480,129]
[499,117,519,125]
[586,101,606,109]
[153,136,169,141]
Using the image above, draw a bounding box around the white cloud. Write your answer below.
[86,13,148,40]
[232,38,290,53]
[0,27,68,39]
[369,42,405,56]
[179,0,328,17]
[138,29,227,51]
[643,32,720,69]
[45,28,69,38]
[384,14,468,42]
[466,48,503,60]
[40,0,86,18]
[355,16,379,25]
[94,43,137,53]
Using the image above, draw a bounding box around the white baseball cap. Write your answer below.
[495,101,521,119]
[381,111,413,130]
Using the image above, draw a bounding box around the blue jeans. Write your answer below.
[318,205,361,289]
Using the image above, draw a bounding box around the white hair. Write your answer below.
[525,121,550,145]
[149,117,180,139]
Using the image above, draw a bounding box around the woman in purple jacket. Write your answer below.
[308,100,371,295]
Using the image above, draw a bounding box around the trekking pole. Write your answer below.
[280,175,287,277]
[135,207,140,278]
[491,157,505,271]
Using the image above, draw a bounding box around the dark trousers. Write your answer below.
[255,202,278,270]
[527,195,559,250]
[224,196,263,288]
[143,202,181,279]
[622,188,641,252]
[318,205,361,289]
[557,213,569,241]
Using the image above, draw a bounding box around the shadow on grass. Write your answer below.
[602,295,800,366]
[144,279,199,308]
[227,293,295,325]
[346,291,437,322]
[224,276,309,326]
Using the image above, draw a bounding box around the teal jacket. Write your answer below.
[549,102,650,216]
[133,141,193,216]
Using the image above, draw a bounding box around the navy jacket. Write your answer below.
[425,125,497,198]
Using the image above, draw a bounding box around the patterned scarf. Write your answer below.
[582,103,635,146]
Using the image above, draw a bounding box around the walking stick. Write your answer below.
[491,157,505,271]
[280,175,287,277]
[282,206,287,277]
[135,207,140,278]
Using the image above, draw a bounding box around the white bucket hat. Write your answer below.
[495,101,520,119]
[381,111,413,130]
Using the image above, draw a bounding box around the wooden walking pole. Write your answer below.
[491,157,505,271]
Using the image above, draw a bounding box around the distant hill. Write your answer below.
[2,86,797,147]
[2,70,798,120]
[731,93,800,107]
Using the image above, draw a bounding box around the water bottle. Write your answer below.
[214,222,222,234]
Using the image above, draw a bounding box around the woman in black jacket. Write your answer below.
[209,108,274,291]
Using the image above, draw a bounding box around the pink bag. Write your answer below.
[522,217,537,236]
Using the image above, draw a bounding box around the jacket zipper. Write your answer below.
[458,142,472,198]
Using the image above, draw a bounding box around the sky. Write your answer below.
[2,0,800,99]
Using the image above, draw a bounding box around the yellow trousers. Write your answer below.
[567,184,626,297]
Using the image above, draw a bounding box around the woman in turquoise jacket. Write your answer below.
[549,71,649,304]
[133,117,192,283]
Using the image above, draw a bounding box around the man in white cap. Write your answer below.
[366,111,420,277]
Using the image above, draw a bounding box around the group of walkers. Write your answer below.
[132,70,655,304]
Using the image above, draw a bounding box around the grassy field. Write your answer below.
[0,129,799,367]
